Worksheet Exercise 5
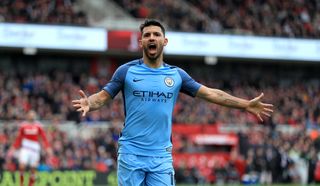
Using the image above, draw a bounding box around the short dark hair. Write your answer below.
[140,19,166,36]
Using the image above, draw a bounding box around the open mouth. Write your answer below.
[148,43,157,54]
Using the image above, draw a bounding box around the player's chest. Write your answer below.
[125,73,180,92]
[23,126,39,135]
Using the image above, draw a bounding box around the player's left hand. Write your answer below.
[245,93,273,122]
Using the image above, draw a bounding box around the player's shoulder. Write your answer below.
[115,59,143,74]
[163,62,182,70]
[32,121,44,128]
[120,59,143,68]
[20,121,29,127]
[163,63,187,74]
[19,121,42,129]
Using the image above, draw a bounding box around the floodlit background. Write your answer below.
[0,0,320,185]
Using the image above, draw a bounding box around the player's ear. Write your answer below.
[139,39,142,48]
[164,37,168,46]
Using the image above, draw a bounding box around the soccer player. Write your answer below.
[8,110,52,186]
[72,19,273,186]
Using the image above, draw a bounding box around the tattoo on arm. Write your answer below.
[217,92,239,106]
[91,99,105,108]
[217,92,224,97]
[224,99,239,106]
[89,94,107,111]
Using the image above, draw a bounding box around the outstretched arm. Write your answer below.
[196,85,273,121]
[72,90,111,117]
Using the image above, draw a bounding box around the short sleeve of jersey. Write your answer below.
[177,68,202,97]
[103,64,130,98]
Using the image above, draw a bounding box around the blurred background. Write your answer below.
[0,0,320,185]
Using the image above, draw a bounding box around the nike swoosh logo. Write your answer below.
[133,78,144,82]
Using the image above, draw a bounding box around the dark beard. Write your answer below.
[143,45,163,61]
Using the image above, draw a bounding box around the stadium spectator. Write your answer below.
[0,0,87,25]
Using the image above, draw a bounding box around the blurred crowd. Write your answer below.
[174,63,320,129]
[1,59,319,130]
[173,126,320,184]
[1,0,320,184]
[0,69,124,123]
[0,0,87,25]
[0,58,319,184]
[115,0,320,38]
[0,121,119,173]
[0,119,319,184]
[1,0,320,38]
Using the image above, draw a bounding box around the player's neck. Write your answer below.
[143,55,163,69]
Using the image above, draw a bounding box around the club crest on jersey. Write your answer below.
[164,77,174,87]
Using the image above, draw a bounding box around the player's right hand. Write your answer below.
[72,90,90,117]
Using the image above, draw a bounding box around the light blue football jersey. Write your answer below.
[103,59,201,157]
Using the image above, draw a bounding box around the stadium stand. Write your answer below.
[77,0,142,29]
[113,0,320,37]
[189,0,320,37]
[1,58,319,128]
[0,0,87,25]
[0,0,320,185]
[0,56,319,184]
